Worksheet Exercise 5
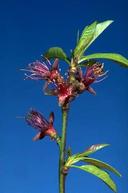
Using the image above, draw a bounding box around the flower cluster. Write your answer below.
[24,58,107,106]
[26,110,57,141]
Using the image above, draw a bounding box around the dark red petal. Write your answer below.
[32,131,46,141]
[52,58,59,70]
[49,112,54,125]
[87,86,96,95]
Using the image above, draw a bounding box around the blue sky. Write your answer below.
[0,0,128,193]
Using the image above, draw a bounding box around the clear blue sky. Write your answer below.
[0,0,128,193]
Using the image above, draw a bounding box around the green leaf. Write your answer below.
[79,53,128,67]
[73,20,113,59]
[86,20,113,50]
[71,164,117,192]
[43,47,70,64]
[82,157,121,177]
[65,144,109,167]
[73,21,97,59]
[65,156,121,177]
[78,144,110,157]
[65,155,85,167]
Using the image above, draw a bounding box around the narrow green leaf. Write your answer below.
[86,20,113,50]
[71,164,117,192]
[43,47,70,64]
[79,53,128,67]
[65,155,121,177]
[78,144,110,157]
[82,157,121,177]
[65,144,109,167]
[73,21,97,58]
[65,156,84,167]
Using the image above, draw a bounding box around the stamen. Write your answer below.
[98,70,109,78]
[94,75,108,83]
[24,73,35,80]
[42,56,52,66]
[20,68,31,72]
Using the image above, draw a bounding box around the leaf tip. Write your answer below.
[109,20,114,24]
[99,143,110,149]
[118,172,122,178]
[103,20,114,25]
[104,143,110,147]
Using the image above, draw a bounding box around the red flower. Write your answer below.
[24,58,107,107]
[24,58,63,83]
[24,61,50,80]
[76,62,108,95]
[84,63,105,84]
[44,81,75,106]
[26,110,57,141]
[56,83,75,106]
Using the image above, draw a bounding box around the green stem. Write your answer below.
[59,105,69,193]
[58,57,76,193]
[69,58,78,82]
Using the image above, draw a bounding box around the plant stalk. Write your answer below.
[59,105,69,193]
[59,57,76,193]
